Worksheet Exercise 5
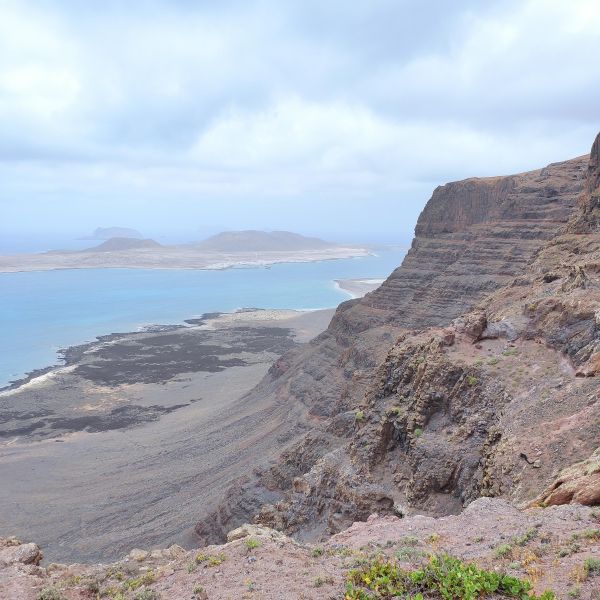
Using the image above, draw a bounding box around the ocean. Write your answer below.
[0,249,405,388]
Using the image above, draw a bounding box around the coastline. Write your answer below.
[0,246,373,274]
[0,308,335,395]
[0,306,335,563]
[334,277,385,299]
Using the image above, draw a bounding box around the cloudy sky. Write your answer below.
[1,0,599,244]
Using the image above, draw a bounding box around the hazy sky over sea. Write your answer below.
[1,0,599,243]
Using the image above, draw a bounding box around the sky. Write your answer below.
[1,0,599,245]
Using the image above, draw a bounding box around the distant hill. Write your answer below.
[195,230,335,252]
[84,238,162,252]
[89,227,143,240]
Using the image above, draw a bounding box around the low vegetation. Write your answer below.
[195,551,226,566]
[584,557,600,577]
[36,588,64,600]
[344,554,557,600]
[494,543,513,558]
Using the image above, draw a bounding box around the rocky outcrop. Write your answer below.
[195,141,596,544]
[532,447,600,507]
[2,500,599,599]
[570,132,600,232]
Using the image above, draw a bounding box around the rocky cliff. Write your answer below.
[195,137,598,545]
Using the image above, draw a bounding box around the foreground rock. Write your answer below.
[1,498,598,599]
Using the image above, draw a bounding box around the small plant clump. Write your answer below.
[245,537,261,550]
[584,557,600,577]
[196,551,227,566]
[395,546,425,561]
[344,554,557,600]
[122,571,155,591]
[134,590,160,600]
[466,375,478,387]
[514,528,538,547]
[311,546,324,557]
[401,536,420,547]
[314,575,334,587]
[413,428,423,438]
[187,561,198,573]
[192,585,207,598]
[355,410,365,422]
[581,528,600,541]
[502,348,520,356]
[36,588,65,600]
[494,543,513,558]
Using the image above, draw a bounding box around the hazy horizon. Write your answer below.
[1,0,599,243]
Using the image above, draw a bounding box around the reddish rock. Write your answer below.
[532,448,600,507]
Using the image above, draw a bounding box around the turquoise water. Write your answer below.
[0,250,405,387]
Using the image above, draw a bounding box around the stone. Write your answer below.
[226,524,286,543]
[0,542,42,566]
[532,448,600,507]
[129,548,149,562]
[167,544,186,559]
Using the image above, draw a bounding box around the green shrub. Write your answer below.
[344,554,557,600]
[413,428,423,438]
[355,410,365,422]
[36,588,64,600]
[313,575,334,587]
[514,528,538,546]
[502,348,519,356]
[466,375,478,387]
[494,543,513,558]
[245,537,261,550]
[123,571,155,591]
[195,551,226,566]
[395,546,425,560]
[311,546,324,557]
[401,536,419,547]
[582,528,600,541]
[584,557,600,576]
[134,591,160,600]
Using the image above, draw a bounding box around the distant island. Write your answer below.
[195,230,333,252]
[0,230,371,273]
[85,226,144,240]
[84,238,163,252]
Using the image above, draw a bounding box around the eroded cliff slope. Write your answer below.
[196,137,598,544]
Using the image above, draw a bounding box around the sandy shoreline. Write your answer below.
[0,307,334,563]
[334,277,385,298]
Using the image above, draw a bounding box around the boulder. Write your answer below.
[532,448,600,507]
[0,542,43,566]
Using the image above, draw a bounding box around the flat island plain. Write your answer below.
[0,308,338,563]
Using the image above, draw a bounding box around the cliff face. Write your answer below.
[570,132,600,232]
[251,136,599,540]
[196,139,598,544]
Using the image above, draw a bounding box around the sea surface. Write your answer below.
[0,249,405,387]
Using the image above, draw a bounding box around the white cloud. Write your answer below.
[0,0,598,237]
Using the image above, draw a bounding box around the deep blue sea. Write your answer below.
[0,249,405,388]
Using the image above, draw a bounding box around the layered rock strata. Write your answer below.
[196,137,599,544]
